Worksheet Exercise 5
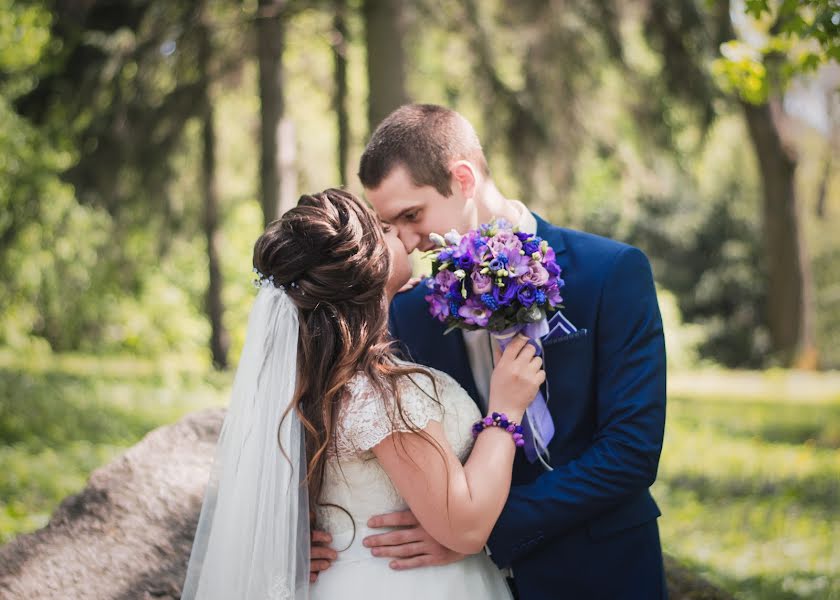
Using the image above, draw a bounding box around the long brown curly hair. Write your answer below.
[253,188,440,520]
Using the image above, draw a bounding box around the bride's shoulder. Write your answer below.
[337,365,451,455]
[346,362,457,396]
[390,360,461,394]
[342,363,460,423]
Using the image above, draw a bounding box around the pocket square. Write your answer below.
[541,310,580,342]
[543,327,589,346]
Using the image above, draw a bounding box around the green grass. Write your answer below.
[657,371,840,599]
[0,354,230,543]
[0,357,838,599]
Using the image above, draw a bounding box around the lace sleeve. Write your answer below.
[338,371,447,455]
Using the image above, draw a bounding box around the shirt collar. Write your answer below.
[509,199,537,235]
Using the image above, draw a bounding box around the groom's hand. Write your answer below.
[364,510,466,570]
[309,529,337,583]
[397,277,423,294]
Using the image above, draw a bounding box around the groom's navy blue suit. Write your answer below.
[389,213,668,599]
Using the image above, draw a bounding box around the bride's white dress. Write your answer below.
[310,364,513,599]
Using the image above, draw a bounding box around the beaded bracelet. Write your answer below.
[471,412,525,447]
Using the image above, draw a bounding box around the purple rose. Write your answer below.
[493,281,520,306]
[470,271,493,295]
[488,231,522,257]
[457,253,474,270]
[426,294,450,321]
[523,240,541,255]
[520,262,549,287]
[517,284,537,307]
[445,281,462,300]
[458,299,491,327]
[434,269,458,292]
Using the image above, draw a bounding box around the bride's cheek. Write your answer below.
[395,252,411,286]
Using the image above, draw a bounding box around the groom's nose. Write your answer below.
[397,227,422,254]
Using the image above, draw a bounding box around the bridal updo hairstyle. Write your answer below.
[253,188,440,519]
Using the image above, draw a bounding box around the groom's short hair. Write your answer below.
[358,104,490,197]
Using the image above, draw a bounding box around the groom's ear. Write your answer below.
[450,160,477,200]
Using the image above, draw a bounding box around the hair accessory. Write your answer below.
[471,412,525,447]
[253,267,301,292]
[253,267,277,289]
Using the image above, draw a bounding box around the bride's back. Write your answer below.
[316,365,481,546]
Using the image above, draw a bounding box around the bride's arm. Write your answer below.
[371,336,544,555]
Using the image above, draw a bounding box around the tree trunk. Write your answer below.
[257,0,287,225]
[199,14,230,371]
[332,0,350,185]
[742,99,818,368]
[277,117,298,216]
[363,0,409,133]
[815,152,831,219]
[816,89,839,219]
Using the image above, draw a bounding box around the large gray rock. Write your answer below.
[0,408,732,599]
[0,408,224,600]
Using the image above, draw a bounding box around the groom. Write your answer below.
[314,104,668,599]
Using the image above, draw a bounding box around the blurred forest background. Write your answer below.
[1,0,839,598]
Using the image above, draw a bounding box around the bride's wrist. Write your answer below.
[472,411,526,447]
[487,406,524,423]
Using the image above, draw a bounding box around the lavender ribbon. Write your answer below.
[492,319,554,469]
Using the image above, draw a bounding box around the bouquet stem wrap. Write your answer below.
[492,319,555,471]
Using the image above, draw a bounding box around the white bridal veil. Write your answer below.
[182,283,310,599]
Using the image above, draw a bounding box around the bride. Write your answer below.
[181,188,544,599]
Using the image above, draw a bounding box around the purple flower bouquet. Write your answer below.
[424,219,564,334]
[423,219,565,467]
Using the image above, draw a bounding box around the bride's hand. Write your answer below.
[363,510,466,569]
[309,529,337,583]
[488,334,545,422]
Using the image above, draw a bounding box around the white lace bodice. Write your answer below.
[315,364,481,536]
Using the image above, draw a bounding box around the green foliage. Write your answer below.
[744,0,840,61]
[0,1,265,361]
[716,0,840,104]
[0,355,229,543]
[0,0,51,75]
[579,116,775,368]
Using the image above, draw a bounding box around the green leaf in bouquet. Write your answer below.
[516,305,544,323]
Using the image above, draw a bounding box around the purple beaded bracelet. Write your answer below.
[471,412,525,447]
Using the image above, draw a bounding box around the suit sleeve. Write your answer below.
[486,246,667,566]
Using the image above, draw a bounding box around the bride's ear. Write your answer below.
[450,161,477,200]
